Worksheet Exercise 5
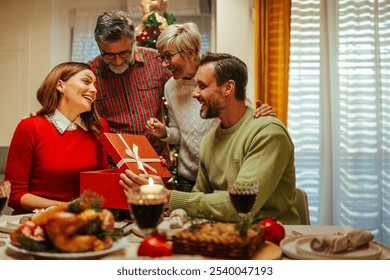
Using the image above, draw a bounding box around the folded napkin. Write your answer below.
[310,229,373,253]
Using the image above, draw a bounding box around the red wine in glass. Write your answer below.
[0,197,7,213]
[229,193,257,214]
[0,181,11,215]
[130,203,164,229]
[228,181,259,219]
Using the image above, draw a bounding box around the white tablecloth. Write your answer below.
[1,215,389,260]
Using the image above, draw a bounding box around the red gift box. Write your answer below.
[80,169,129,210]
[100,133,171,179]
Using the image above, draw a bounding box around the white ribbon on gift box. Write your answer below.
[115,134,160,174]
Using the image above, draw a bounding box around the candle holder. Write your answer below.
[126,178,167,236]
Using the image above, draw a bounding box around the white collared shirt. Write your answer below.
[45,109,88,134]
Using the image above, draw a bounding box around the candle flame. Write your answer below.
[148,177,154,186]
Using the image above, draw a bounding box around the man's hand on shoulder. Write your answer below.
[22,111,37,119]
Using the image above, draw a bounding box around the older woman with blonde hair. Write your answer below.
[146,22,276,192]
[5,62,108,214]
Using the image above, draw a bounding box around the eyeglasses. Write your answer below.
[100,50,132,60]
[156,51,183,64]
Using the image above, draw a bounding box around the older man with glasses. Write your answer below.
[89,10,172,162]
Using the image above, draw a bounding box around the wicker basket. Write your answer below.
[172,222,265,259]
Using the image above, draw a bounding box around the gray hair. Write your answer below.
[156,22,201,55]
[94,10,135,43]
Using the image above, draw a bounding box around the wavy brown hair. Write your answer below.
[36,62,103,137]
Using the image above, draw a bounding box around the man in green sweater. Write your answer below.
[120,52,300,225]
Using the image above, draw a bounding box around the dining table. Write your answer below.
[1,214,389,260]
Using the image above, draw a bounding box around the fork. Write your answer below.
[289,229,303,236]
[119,220,133,230]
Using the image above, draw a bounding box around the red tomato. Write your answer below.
[19,220,46,241]
[137,234,173,258]
[260,218,285,245]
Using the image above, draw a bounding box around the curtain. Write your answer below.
[254,0,291,125]
[71,9,107,62]
[288,0,390,245]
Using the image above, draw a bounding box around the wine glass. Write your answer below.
[0,180,11,216]
[228,181,259,221]
[126,184,167,237]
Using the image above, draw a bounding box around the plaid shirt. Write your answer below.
[89,47,171,159]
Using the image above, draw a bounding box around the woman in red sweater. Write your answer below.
[5,62,108,214]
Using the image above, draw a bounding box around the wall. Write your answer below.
[216,0,255,103]
[0,0,30,147]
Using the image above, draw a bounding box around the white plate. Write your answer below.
[7,238,127,259]
[280,236,382,260]
[0,214,34,233]
[280,236,306,259]
[295,236,382,260]
[6,214,33,229]
[0,221,15,234]
[6,221,21,229]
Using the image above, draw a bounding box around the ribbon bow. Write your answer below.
[116,134,160,174]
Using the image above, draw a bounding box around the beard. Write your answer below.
[200,104,224,119]
[106,57,134,74]
[108,62,130,74]
[199,91,224,119]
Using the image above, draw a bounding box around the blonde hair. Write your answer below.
[156,22,201,55]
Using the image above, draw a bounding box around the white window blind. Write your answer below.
[289,0,322,224]
[70,11,213,63]
[71,9,104,63]
[289,0,390,244]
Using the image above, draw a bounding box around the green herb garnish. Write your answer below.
[68,190,104,213]
[15,232,53,252]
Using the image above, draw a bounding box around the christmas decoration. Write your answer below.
[135,0,176,49]
[162,96,179,189]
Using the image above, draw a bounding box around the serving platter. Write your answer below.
[7,238,127,259]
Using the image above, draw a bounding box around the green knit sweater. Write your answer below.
[169,107,300,225]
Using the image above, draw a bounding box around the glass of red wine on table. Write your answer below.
[0,181,11,216]
[228,181,259,222]
[127,178,167,237]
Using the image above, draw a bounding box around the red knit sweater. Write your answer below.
[5,116,108,214]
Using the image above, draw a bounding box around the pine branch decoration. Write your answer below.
[135,1,176,49]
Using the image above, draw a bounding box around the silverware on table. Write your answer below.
[289,229,303,236]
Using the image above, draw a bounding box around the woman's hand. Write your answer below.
[146,118,167,138]
[253,100,276,118]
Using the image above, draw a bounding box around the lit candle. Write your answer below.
[140,177,163,196]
